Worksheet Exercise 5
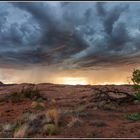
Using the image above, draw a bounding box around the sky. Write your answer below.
[0,2,140,85]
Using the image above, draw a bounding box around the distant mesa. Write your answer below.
[0,81,4,85]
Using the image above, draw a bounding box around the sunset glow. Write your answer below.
[99,82,127,85]
[58,77,88,85]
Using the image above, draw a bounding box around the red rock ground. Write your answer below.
[0,83,140,138]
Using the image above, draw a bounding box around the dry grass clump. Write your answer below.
[8,108,61,137]
[0,106,62,138]
[43,124,59,135]
[67,116,83,128]
[45,107,60,127]
[16,112,38,126]
[42,107,61,136]
[13,123,29,138]
[21,86,42,101]
[0,122,16,138]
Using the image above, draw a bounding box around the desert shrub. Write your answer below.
[134,92,140,100]
[31,101,46,111]
[36,97,44,102]
[125,112,140,121]
[18,113,38,125]
[5,92,23,103]
[4,86,45,103]
[0,122,16,138]
[32,104,46,110]
[2,123,12,132]
[21,87,42,101]
[43,124,59,135]
[133,84,140,90]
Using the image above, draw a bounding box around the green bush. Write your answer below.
[5,92,23,103]
[131,69,140,100]
[32,104,46,110]
[43,124,59,135]
[125,112,140,121]
[133,84,140,90]
[131,69,140,85]
[134,92,140,100]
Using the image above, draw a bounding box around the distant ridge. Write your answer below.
[0,81,132,86]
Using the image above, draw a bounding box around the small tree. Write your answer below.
[131,69,140,100]
[131,69,140,85]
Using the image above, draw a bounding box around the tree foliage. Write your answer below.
[131,69,140,100]
[131,69,140,85]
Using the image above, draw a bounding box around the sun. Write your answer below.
[60,77,88,85]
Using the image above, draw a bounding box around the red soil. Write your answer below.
[0,83,140,138]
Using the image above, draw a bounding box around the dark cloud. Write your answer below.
[104,6,128,34]
[84,8,92,22]
[68,2,139,69]
[0,2,139,70]
[96,2,106,17]
[0,2,90,69]
[96,2,129,34]
[110,22,131,50]
[95,2,130,51]
[0,11,8,31]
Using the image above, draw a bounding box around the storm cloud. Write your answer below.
[0,2,139,70]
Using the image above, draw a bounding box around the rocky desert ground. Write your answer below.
[0,83,140,138]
